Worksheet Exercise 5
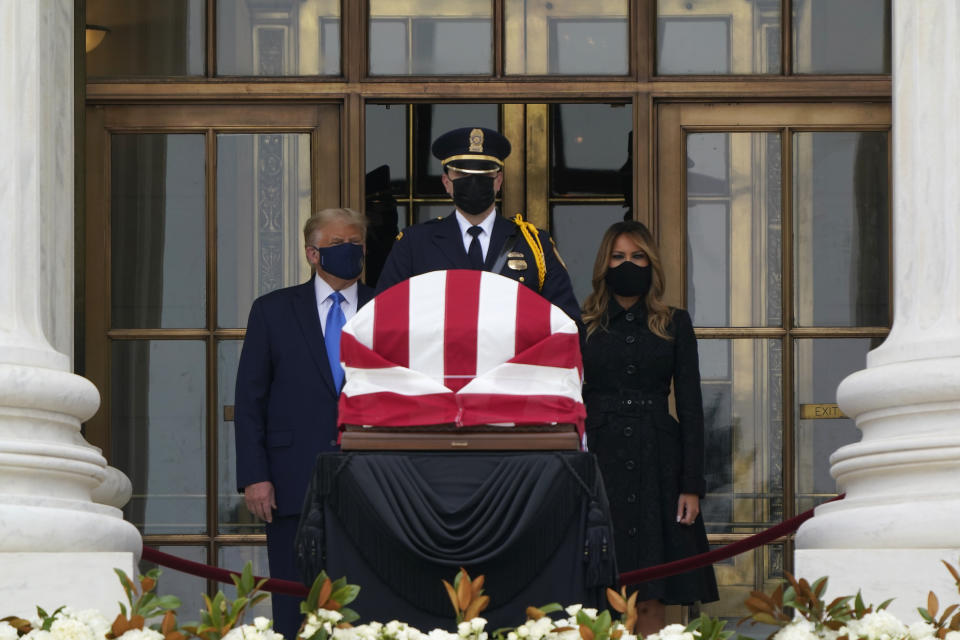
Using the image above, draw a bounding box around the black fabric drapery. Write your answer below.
[296,451,617,628]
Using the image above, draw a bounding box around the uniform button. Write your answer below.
[623,426,633,437]
[625,313,635,322]
[627,493,637,503]
[625,335,636,344]
[625,364,637,375]
[625,399,633,406]
[628,527,638,536]
[625,460,636,470]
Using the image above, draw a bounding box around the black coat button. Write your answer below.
[625,335,636,344]
[625,460,636,470]
[625,313,635,322]
[625,364,637,375]
[623,426,633,437]
[628,527,638,536]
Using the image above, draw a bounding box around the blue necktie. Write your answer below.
[325,291,346,390]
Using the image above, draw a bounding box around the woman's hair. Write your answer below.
[581,220,673,340]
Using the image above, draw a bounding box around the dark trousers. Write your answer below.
[265,515,303,640]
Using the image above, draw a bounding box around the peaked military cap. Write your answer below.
[431,127,512,174]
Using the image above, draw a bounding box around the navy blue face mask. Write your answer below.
[315,242,364,280]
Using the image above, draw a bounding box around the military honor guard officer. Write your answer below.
[375,126,582,325]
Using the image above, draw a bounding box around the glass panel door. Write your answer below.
[657,102,891,617]
[84,103,341,608]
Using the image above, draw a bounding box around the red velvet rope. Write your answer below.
[142,495,842,595]
[141,546,308,597]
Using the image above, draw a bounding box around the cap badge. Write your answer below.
[468,128,484,153]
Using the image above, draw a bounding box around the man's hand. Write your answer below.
[244,481,276,523]
[676,493,700,525]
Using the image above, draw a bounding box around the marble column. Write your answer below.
[0,0,141,616]
[794,0,960,621]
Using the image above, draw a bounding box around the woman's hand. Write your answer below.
[676,493,700,525]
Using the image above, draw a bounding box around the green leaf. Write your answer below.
[339,607,360,624]
[537,603,564,615]
[877,598,894,611]
[330,585,360,607]
[303,571,331,613]
[154,595,183,611]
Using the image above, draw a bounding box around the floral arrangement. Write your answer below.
[4,559,960,640]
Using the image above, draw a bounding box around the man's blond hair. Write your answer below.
[303,208,367,244]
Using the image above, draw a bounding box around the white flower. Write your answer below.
[60,609,111,640]
[457,622,472,638]
[944,632,960,640]
[907,621,936,640]
[424,629,459,640]
[115,629,166,640]
[222,622,284,640]
[647,624,694,640]
[22,630,53,640]
[49,617,96,640]
[843,611,909,640]
[469,618,487,633]
[564,605,582,617]
[772,620,819,640]
[0,622,20,640]
[580,609,598,620]
[507,633,519,640]
[516,625,530,638]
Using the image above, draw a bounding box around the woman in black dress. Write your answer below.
[581,221,717,634]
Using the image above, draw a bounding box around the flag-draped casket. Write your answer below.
[338,269,585,433]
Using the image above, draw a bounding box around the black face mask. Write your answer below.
[317,242,364,280]
[605,261,652,298]
[450,174,496,215]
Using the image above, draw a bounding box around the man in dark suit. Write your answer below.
[376,127,581,324]
[234,208,374,638]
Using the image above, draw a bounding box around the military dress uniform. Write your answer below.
[375,127,582,325]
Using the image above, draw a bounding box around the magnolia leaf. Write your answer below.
[812,577,828,598]
[471,575,486,599]
[928,592,940,618]
[940,604,959,626]
[579,624,595,640]
[606,588,627,614]
[611,631,623,639]
[625,607,637,634]
[338,607,360,624]
[443,580,461,614]
[140,576,157,593]
[918,609,935,624]
[330,585,360,608]
[750,612,781,626]
[877,598,895,612]
[525,607,545,621]
[317,578,333,608]
[457,571,473,610]
[1,616,32,634]
[942,560,960,587]
[538,604,565,615]
[464,595,490,621]
[745,596,775,614]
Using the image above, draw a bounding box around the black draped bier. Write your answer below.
[295,451,618,630]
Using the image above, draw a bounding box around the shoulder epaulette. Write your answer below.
[511,214,546,291]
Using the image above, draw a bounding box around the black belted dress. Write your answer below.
[582,299,718,605]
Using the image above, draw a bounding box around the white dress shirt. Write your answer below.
[314,274,359,334]
[454,208,497,262]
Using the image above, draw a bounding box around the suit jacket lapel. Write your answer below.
[432,212,472,269]
[486,215,513,270]
[292,278,338,395]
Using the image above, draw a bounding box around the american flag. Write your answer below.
[338,269,585,431]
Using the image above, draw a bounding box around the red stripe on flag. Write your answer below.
[514,287,552,355]
[457,393,586,432]
[338,392,457,427]
[443,270,481,392]
[341,333,397,369]
[373,279,409,368]
[508,332,582,369]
